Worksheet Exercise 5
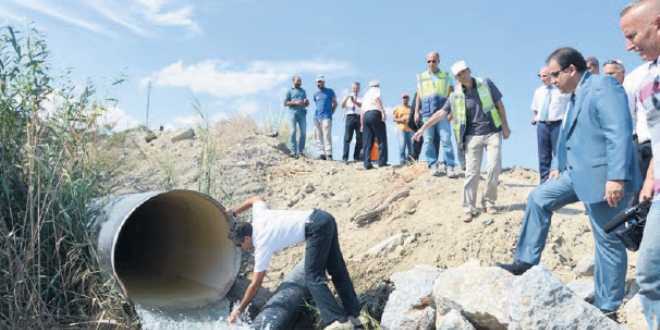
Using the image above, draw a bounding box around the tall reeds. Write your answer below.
[0,25,135,328]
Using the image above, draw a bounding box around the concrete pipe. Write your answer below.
[88,190,240,309]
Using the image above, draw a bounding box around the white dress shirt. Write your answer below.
[624,62,653,143]
[531,84,570,122]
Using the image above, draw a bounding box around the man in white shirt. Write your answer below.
[607,60,654,206]
[225,196,361,330]
[530,67,570,183]
[621,1,660,328]
[341,82,363,164]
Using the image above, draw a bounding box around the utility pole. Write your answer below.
[145,81,151,131]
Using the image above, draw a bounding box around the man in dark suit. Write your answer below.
[495,47,641,318]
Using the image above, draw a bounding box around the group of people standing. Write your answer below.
[229,1,660,329]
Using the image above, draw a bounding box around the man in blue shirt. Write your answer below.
[313,75,337,160]
[284,76,309,158]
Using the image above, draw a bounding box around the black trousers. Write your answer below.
[630,139,653,207]
[343,114,362,161]
[305,210,360,324]
[362,111,388,167]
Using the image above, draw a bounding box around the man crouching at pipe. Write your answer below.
[226,196,363,330]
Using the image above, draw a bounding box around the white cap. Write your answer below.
[451,61,469,75]
[316,75,325,82]
[369,79,380,87]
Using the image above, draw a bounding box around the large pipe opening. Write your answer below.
[106,191,239,309]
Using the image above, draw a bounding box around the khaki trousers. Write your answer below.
[463,132,502,213]
[315,119,333,157]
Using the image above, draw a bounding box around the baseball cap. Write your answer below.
[316,75,325,82]
[451,61,469,75]
[369,79,379,87]
[402,93,410,99]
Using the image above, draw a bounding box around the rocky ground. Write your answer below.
[104,119,645,329]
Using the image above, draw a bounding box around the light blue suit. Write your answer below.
[513,72,642,311]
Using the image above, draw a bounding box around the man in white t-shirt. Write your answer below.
[530,66,570,183]
[226,196,362,330]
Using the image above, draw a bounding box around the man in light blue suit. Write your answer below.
[495,47,642,318]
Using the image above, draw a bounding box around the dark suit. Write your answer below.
[513,73,642,311]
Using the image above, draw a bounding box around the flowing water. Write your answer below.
[134,299,270,330]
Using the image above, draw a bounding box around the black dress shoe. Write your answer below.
[317,155,327,160]
[364,165,374,170]
[378,163,390,168]
[494,259,533,275]
[600,309,618,322]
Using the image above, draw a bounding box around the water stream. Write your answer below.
[134,299,268,330]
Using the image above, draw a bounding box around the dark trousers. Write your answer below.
[305,209,360,324]
[410,130,440,162]
[537,121,562,183]
[362,111,388,167]
[343,114,362,161]
[630,139,653,207]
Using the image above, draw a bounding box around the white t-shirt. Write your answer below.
[343,95,362,115]
[624,63,652,143]
[362,87,381,112]
[530,84,570,122]
[252,201,312,272]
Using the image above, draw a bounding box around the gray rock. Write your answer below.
[566,278,595,303]
[574,254,595,276]
[381,265,442,330]
[435,309,475,330]
[621,294,647,329]
[304,183,315,194]
[481,218,494,226]
[170,127,195,142]
[508,265,624,330]
[358,233,406,261]
[432,259,514,330]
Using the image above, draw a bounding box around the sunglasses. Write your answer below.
[549,65,570,78]
[427,60,437,63]
[603,60,623,67]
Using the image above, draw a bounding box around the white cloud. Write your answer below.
[145,59,354,99]
[0,5,28,23]
[99,107,142,131]
[8,0,199,38]
[171,114,198,127]
[7,0,110,36]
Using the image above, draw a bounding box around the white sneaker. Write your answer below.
[447,167,458,178]
[429,168,440,177]
[324,320,354,330]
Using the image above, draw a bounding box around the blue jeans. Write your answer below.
[397,130,414,164]
[637,200,660,328]
[422,115,455,169]
[290,111,306,153]
[513,171,629,310]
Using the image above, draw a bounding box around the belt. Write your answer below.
[346,113,358,116]
[538,120,562,125]
[365,109,380,113]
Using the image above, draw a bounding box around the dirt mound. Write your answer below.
[105,123,639,319]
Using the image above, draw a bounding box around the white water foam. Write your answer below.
[135,299,266,330]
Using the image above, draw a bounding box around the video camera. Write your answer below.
[602,199,651,251]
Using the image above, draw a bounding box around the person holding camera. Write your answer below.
[620,1,660,328]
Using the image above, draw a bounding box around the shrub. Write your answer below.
[0,25,135,328]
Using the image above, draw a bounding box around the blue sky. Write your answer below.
[0,0,644,169]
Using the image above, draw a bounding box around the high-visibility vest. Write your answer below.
[451,77,502,148]
[416,71,451,99]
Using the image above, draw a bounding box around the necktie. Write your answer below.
[538,86,552,121]
[352,94,356,113]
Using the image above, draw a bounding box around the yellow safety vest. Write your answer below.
[452,77,502,148]
[416,71,451,99]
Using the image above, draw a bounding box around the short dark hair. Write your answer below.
[228,222,252,242]
[547,47,587,73]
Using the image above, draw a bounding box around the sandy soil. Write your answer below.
[106,122,640,323]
